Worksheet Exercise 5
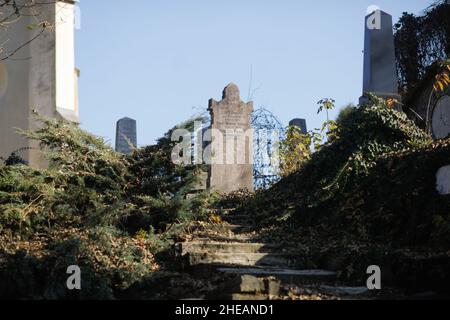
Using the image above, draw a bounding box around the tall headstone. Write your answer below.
[0,0,79,167]
[207,83,254,193]
[360,10,401,105]
[115,117,137,154]
[289,118,308,134]
[406,63,450,139]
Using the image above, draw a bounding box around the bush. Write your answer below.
[241,95,450,248]
[0,115,210,299]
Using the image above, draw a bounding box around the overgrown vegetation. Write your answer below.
[244,95,449,243]
[278,126,312,177]
[238,95,450,288]
[395,0,450,96]
[0,115,214,299]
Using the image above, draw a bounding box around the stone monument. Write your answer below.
[360,10,401,105]
[289,118,308,134]
[406,64,450,139]
[0,0,79,167]
[115,117,137,154]
[207,83,254,193]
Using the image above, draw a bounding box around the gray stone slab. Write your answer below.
[319,285,369,296]
[188,252,301,267]
[289,118,308,134]
[218,267,337,279]
[115,117,137,154]
[180,241,281,254]
[207,84,254,193]
[360,10,400,104]
[231,293,269,300]
[219,267,337,287]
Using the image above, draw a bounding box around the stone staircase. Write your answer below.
[175,212,371,300]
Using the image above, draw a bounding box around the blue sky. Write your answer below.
[76,0,433,147]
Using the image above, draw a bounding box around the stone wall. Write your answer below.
[0,1,79,167]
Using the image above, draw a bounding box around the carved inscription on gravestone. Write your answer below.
[207,83,254,193]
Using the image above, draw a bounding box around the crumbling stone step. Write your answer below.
[182,222,247,234]
[179,241,281,254]
[193,224,247,235]
[217,267,337,284]
[187,252,304,268]
[219,274,281,296]
[231,293,270,300]
[283,284,372,300]
[189,234,253,243]
[317,285,369,296]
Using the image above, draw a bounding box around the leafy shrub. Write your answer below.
[241,95,449,249]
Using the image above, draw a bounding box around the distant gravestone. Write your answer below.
[207,83,254,193]
[289,118,308,134]
[115,117,137,154]
[359,10,401,105]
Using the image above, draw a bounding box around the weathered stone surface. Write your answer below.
[207,83,254,193]
[406,68,450,139]
[187,252,299,267]
[239,275,267,293]
[431,95,450,139]
[180,241,281,254]
[218,267,337,281]
[231,293,268,300]
[0,1,79,168]
[360,10,400,104]
[436,165,450,195]
[115,117,137,154]
[266,278,281,296]
[289,119,308,134]
[319,285,369,296]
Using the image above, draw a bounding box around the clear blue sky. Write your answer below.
[76,0,433,147]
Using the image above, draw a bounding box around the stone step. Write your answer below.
[218,274,281,296]
[284,284,371,299]
[231,293,270,301]
[197,224,247,234]
[179,241,281,254]
[187,252,304,268]
[317,285,369,296]
[190,234,253,242]
[218,267,337,284]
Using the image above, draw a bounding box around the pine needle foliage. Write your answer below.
[0,115,210,299]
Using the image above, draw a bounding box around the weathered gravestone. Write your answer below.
[115,117,137,154]
[289,118,308,134]
[207,83,254,193]
[407,69,450,200]
[407,63,450,139]
[360,10,401,106]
